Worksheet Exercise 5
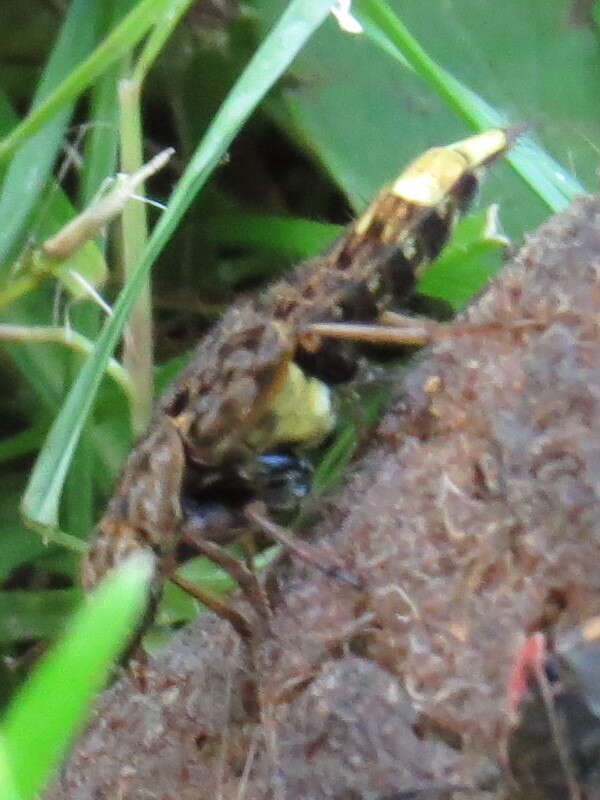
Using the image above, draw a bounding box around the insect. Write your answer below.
[505,619,600,799]
[81,128,514,643]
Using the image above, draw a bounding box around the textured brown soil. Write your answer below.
[46,195,600,799]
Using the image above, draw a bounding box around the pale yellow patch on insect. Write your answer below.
[391,128,509,206]
[449,128,509,168]
[247,362,335,450]
[392,148,466,206]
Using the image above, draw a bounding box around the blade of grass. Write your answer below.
[118,72,155,433]
[0,0,102,269]
[0,0,176,167]
[64,1,133,540]
[0,92,107,301]
[79,0,133,205]
[0,736,21,800]
[1,553,152,800]
[355,0,583,210]
[118,0,196,433]
[415,208,508,309]
[133,0,195,83]
[64,1,124,540]
[198,212,340,259]
[0,0,178,269]
[0,325,132,401]
[23,0,336,532]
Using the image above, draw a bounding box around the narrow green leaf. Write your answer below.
[507,133,583,213]
[0,0,102,268]
[0,736,22,800]
[133,0,196,82]
[199,212,340,259]
[355,0,583,210]
[64,1,128,541]
[0,89,107,296]
[0,0,175,167]
[2,553,152,800]
[23,0,336,531]
[79,0,133,205]
[416,208,507,309]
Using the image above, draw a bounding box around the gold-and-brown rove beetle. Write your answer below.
[81,128,515,644]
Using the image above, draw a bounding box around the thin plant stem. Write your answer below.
[0,323,133,401]
[116,0,195,433]
[0,0,175,165]
[133,0,196,84]
[118,75,154,434]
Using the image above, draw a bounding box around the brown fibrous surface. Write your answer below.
[46,195,600,799]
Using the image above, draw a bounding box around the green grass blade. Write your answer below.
[1,553,152,800]
[64,3,130,542]
[133,0,195,82]
[355,0,583,210]
[0,0,178,268]
[0,90,108,295]
[80,67,120,204]
[22,0,335,532]
[507,133,583,212]
[0,0,101,268]
[416,208,507,309]
[79,0,134,204]
[0,0,174,166]
[0,736,22,800]
[198,212,340,259]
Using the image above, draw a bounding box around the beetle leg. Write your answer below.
[181,521,272,635]
[301,312,544,349]
[300,319,434,349]
[245,501,363,589]
[169,570,255,641]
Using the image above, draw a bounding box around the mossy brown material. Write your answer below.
[47,196,600,798]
